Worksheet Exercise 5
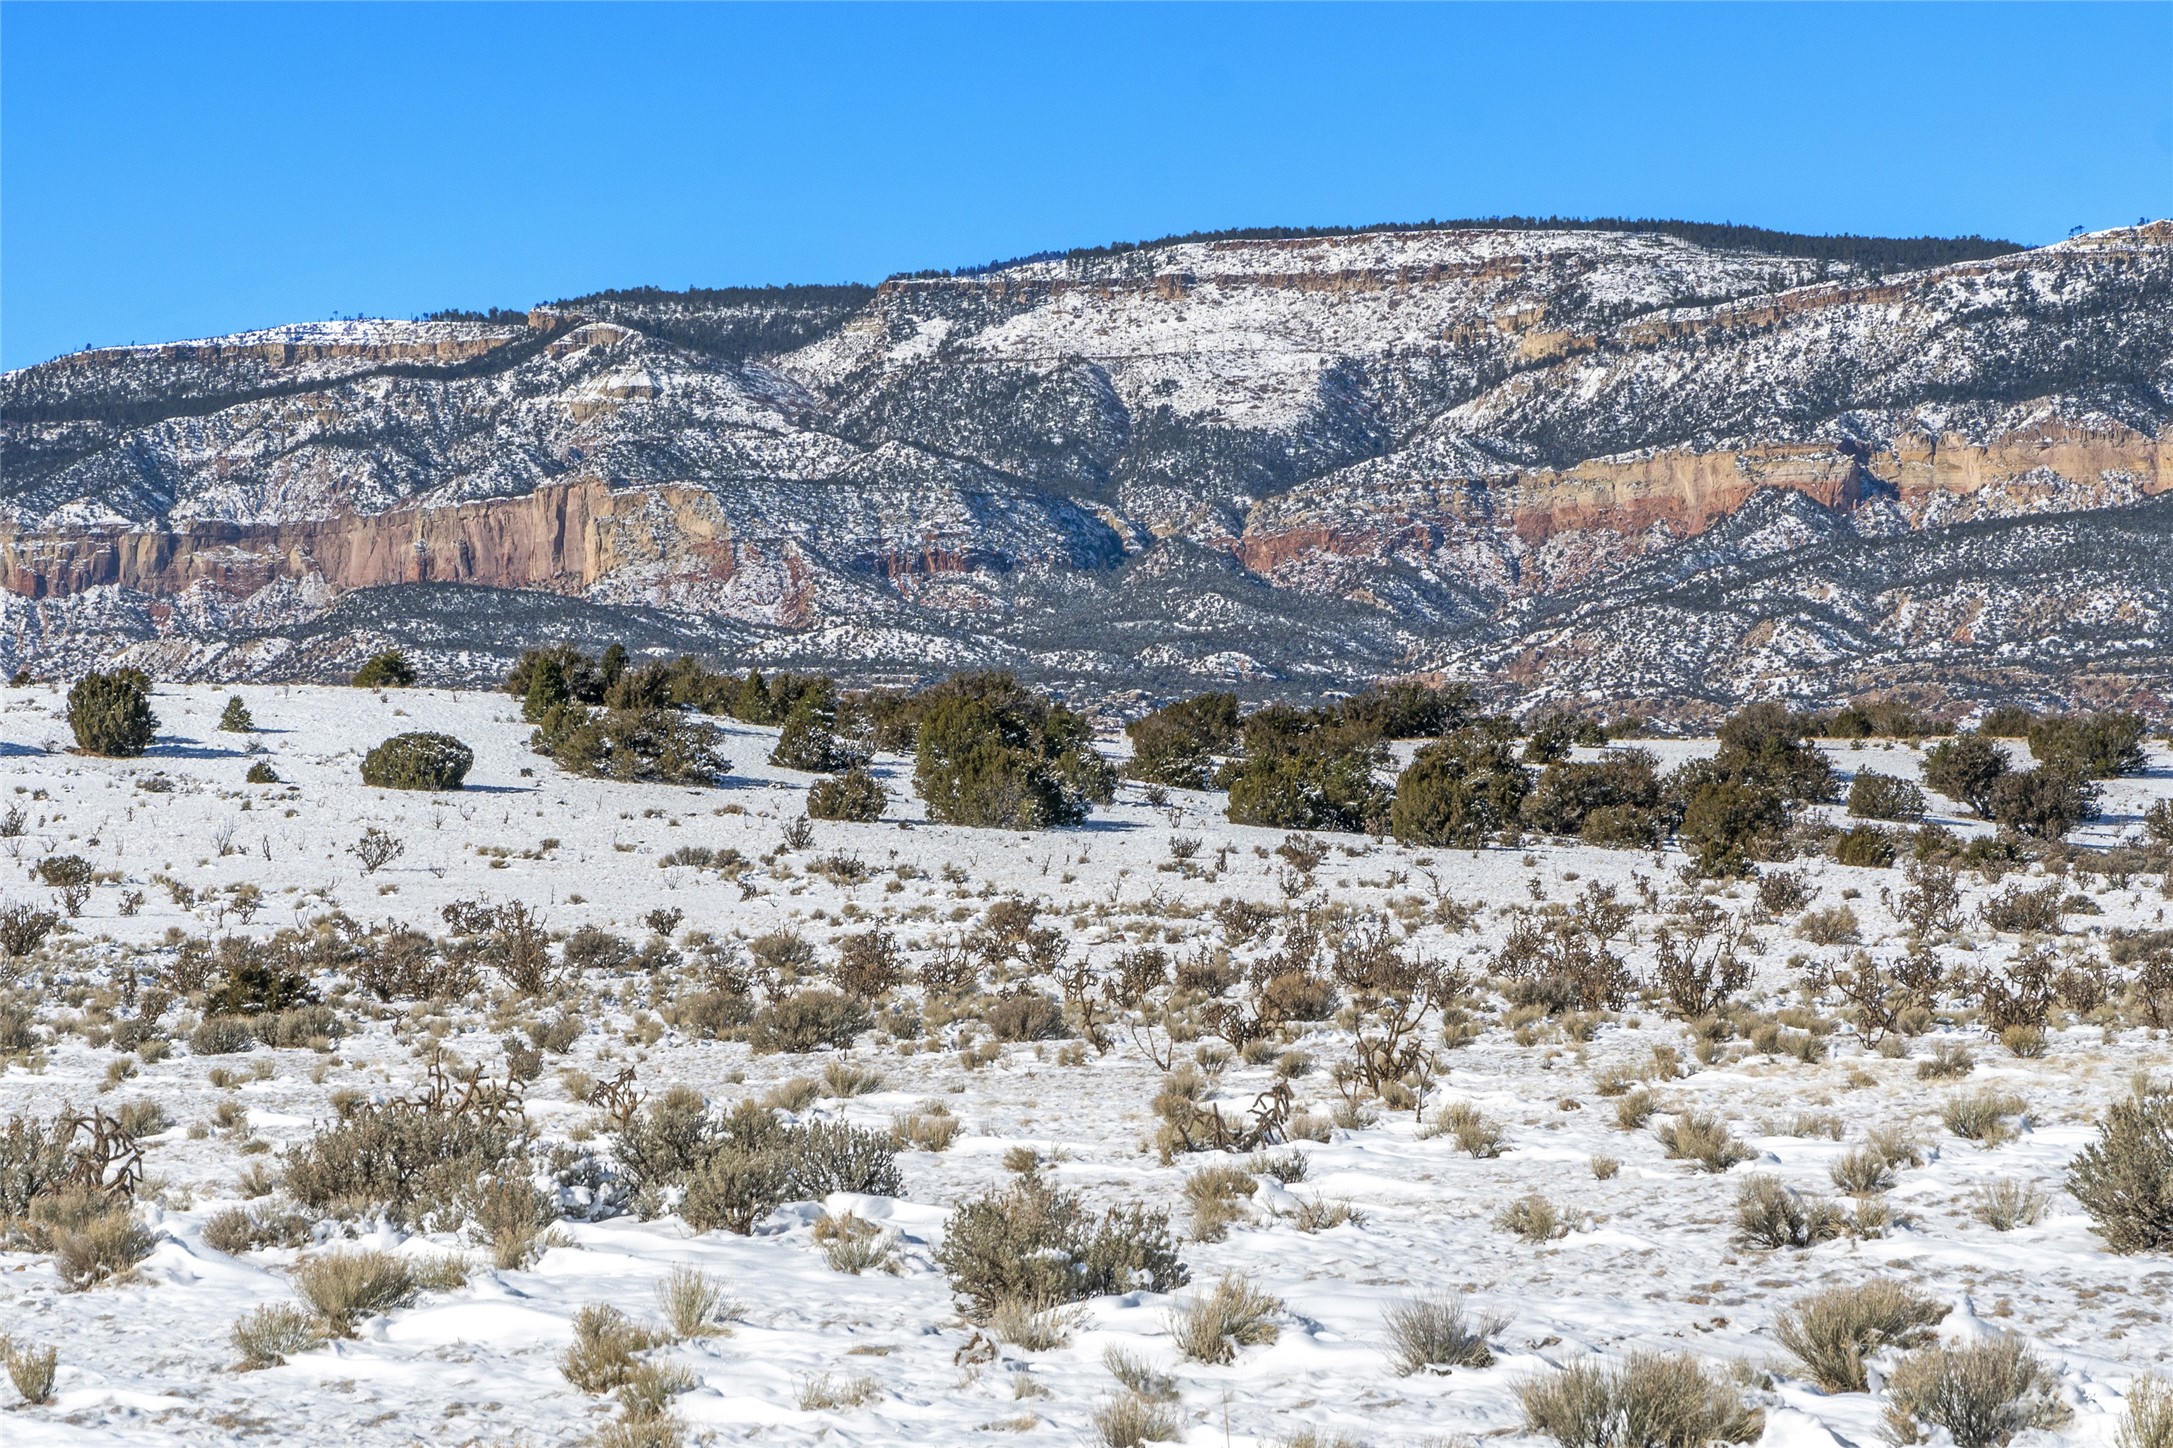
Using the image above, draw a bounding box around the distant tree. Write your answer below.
[912,673,1112,829]
[352,650,416,689]
[522,652,569,723]
[1124,693,1240,790]
[217,696,256,732]
[1390,725,1530,847]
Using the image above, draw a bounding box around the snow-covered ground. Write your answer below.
[1,683,2168,1446]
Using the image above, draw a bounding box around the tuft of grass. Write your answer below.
[1774,1279,1947,1392]
[1093,1392,1184,1446]
[991,1296,1081,1351]
[1971,1179,2047,1232]
[1942,1089,2028,1147]
[1422,1101,1507,1157]
[1518,1351,1761,1448]
[1734,1175,1847,1250]
[1614,1087,1661,1132]
[1168,1272,1282,1364]
[1590,1154,1622,1180]
[231,1303,327,1369]
[1184,1164,1257,1242]
[562,1303,667,1394]
[1496,1193,1567,1243]
[1917,1041,1976,1080]
[812,1211,901,1275]
[1292,1196,1365,1232]
[656,1265,734,1339]
[1657,1110,1755,1173]
[2118,1377,2173,1448]
[1882,1338,2069,1448]
[1104,1347,1179,1402]
[2,1335,58,1405]
[821,1059,888,1098]
[291,1250,419,1336]
[1383,1290,1500,1375]
[49,1204,156,1290]
[1829,1145,1897,1196]
[890,1104,961,1153]
[796,1372,880,1410]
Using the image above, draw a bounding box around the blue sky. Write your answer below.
[4,2,2168,369]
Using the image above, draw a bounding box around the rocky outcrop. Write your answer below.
[3,222,2168,707]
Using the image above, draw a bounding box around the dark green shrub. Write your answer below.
[1338,680,1471,740]
[351,650,416,688]
[1848,772,1926,823]
[218,696,256,732]
[1834,825,1899,868]
[2066,1085,2173,1253]
[1922,733,2011,814]
[1985,769,2096,840]
[520,652,570,722]
[360,732,473,790]
[912,673,1112,829]
[1521,748,1663,842]
[1391,726,1529,847]
[244,761,279,784]
[1714,702,1838,804]
[67,670,157,757]
[936,1177,1186,1321]
[2028,712,2147,779]
[1223,747,1386,833]
[769,702,867,773]
[807,768,887,822]
[504,644,606,706]
[746,988,871,1053]
[1978,705,2034,738]
[1124,694,1241,790]
[1674,773,1790,876]
[35,854,95,914]
[531,703,721,785]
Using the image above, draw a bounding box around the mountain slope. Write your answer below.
[4,220,2167,711]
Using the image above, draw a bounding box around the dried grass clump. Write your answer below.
[1093,1392,1183,1447]
[1384,1290,1501,1375]
[1774,1279,1946,1392]
[202,1203,313,1255]
[561,1303,668,1393]
[990,1296,1082,1351]
[1183,1164,1257,1242]
[1517,1351,1762,1448]
[1942,1089,2029,1147]
[1168,1272,1282,1364]
[2117,1377,2173,1448]
[813,1210,901,1274]
[1657,1111,1755,1173]
[1828,1145,1897,1197]
[1615,1088,1661,1132]
[1971,1179,2046,1232]
[43,1194,155,1289]
[1,1335,57,1404]
[1422,1101,1507,1157]
[290,1250,420,1336]
[1104,1347,1179,1401]
[1882,1338,2068,1447]
[1497,1193,1568,1243]
[890,1103,961,1153]
[1917,1041,1976,1080]
[656,1265,734,1339]
[1733,1175,1847,1250]
[231,1302,327,1369]
[795,1372,879,1410]
[470,1171,557,1270]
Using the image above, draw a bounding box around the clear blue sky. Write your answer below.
[4,2,2168,369]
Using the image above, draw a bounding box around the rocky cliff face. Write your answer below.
[4,222,2169,712]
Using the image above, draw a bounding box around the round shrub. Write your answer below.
[746,988,871,1054]
[360,732,473,791]
[1848,771,1926,823]
[807,768,887,822]
[352,650,416,688]
[67,670,158,757]
[245,760,280,784]
[188,1015,256,1056]
[2066,1086,2173,1253]
[1390,730,1528,848]
[1834,824,1899,868]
